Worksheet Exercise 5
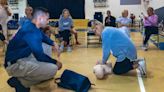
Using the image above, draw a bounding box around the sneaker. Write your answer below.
[67,46,72,52]
[134,58,145,62]
[141,45,148,51]
[7,77,30,92]
[138,58,147,77]
[59,45,64,52]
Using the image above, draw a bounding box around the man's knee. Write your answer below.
[18,64,58,87]
[46,64,58,78]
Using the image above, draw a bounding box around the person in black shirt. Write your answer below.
[105,10,116,27]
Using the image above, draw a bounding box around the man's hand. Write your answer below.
[96,59,108,65]
[56,61,62,70]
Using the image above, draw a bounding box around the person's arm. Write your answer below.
[116,18,122,27]
[70,17,73,27]
[41,30,61,57]
[41,30,54,46]
[105,17,108,23]
[111,16,116,23]
[145,15,158,26]
[102,33,111,64]
[117,18,131,27]
[58,16,63,30]
[104,17,109,26]
[4,5,12,16]
[23,32,57,64]
[110,16,116,27]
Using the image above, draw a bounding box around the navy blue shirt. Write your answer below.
[5,21,57,67]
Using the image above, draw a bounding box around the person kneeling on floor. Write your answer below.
[91,20,146,77]
[4,7,62,92]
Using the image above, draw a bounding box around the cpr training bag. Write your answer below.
[55,69,94,92]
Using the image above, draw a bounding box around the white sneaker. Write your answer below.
[59,45,64,52]
[67,46,72,52]
[141,45,148,51]
[138,58,147,77]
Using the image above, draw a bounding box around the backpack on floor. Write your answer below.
[55,69,94,92]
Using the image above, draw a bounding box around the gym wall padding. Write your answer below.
[27,0,85,19]
[155,7,164,24]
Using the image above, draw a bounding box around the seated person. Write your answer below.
[19,6,33,27]
[0,0,12,40]
[142,7,158,51]
[5,7,62,92]
[54,21,80,45]
[116,10,131,38]
[58,9,73,52]
[130,13,136,27]
[105,10,116,27]
[116,10,131,28]
[91,20,146,76]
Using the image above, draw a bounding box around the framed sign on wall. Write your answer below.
[8,0,18,4]
[93,0,108,7]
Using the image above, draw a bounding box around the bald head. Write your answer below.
[122,10,129,18]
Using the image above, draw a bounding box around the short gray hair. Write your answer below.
[91,19,103,28]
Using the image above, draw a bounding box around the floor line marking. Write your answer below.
[136,69,146,92]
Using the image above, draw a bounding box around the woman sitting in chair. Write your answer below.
[142,7,158,51]
[58,9,74,52]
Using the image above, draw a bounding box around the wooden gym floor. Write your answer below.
[0,31,164,92]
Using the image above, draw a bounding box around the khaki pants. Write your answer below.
[6,43,58,88]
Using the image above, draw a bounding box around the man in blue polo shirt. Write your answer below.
[5,7,62,92]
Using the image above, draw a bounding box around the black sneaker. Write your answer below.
[7,77,30,92]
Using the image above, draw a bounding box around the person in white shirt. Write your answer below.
[116,10,131,38]
[116,10,131,28]
[0,0,12,40]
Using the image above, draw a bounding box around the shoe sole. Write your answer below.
[140,58,147,77]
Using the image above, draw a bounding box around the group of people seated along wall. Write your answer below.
[104,7,159,51]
